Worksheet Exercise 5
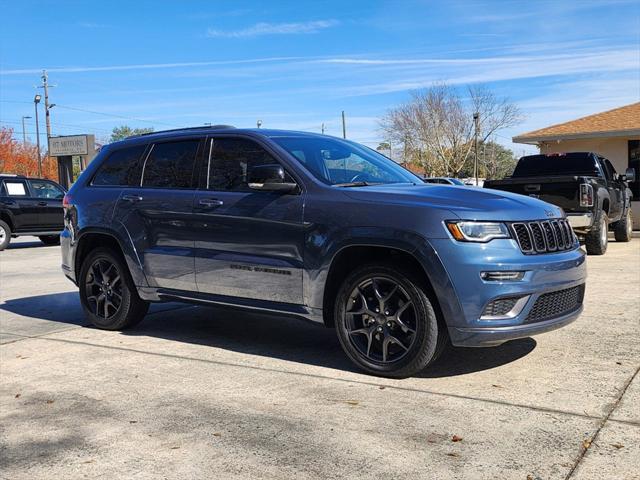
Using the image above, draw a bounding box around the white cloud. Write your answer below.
[206,20,339,38]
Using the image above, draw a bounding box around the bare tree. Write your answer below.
[380,83,522,176]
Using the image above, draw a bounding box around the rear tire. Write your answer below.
[613,209,633,242]
[79,247,149,330]
[39,235,60,246]
[334,262,448,378]
[585,212,608,255]
[0,220,10,251]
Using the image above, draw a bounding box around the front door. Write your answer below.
[28,179,65,230]
[114,138,202,291]
[193,137,305,305]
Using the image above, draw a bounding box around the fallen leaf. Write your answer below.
[611,443,624,449]
[379,386,386,390]
[213,432,222,437]
[527,475,533,480]
[129,420,137,424]
[46,399,54,404]
[14,393,21,398]
[82,460,95,464]
[452,435,463,442]
[491,384,504,388]
[170,446,180,450]
[582,439,592,449]
[446,452,459,457]
[344,400,359,406]
[615,361,622,365]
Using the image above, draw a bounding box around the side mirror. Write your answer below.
[624,167,636,183]
[248,164,298,192]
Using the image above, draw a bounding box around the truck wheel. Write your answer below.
[79,247,149,330]
[334,262,448,378]
[39,235,60,246]
[613,209,633,242]
[0,220,10,251]
[585,212,608,255]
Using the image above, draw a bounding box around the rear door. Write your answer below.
[0,178,39,230]
[27,179,65,230]
[192,136,305,305]
[114,137,202,291]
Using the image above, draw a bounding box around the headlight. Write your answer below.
[446,221,511,242]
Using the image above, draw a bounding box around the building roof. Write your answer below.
[513,102,640,144]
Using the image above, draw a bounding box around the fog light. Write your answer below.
[481,295,530,320]
[481,271,525,281]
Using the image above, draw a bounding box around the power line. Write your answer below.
[54,104,182,128]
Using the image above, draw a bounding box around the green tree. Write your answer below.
[110,125,154,143]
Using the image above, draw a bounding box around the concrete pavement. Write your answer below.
[1,237,639,479]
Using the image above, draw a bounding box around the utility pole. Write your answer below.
[21,116,32,143]
[34,95,42,178]
[473,112,480,186]
[341,111,346,139]
[38,70,56,151]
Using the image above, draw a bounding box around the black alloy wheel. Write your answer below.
[344,276,417,363]
[335,263,447,378]
[84,257,123,320]
[79,247,149,330]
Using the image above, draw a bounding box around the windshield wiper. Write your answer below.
[334,181,378,187]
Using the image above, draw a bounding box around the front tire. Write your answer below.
[334,262,447,378]
[39,235,60,246]
[585,212,608,255]
[79,247,149,330]
[613,209,633,242]
[0,220,10,251]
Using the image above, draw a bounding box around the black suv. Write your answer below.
[61,126,587,378]
[0,174,66,250]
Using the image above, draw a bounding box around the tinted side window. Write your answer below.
[93,145,146,186]
[208,138,287,191]
[142,140,199,189]
[29,180,65,199]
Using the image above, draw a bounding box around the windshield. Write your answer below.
[272,136,420,186]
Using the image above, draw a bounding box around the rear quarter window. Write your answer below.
[92,145,147,186]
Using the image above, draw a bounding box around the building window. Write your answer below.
[629,140,640,199]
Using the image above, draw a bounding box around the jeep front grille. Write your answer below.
[511,219,576,254]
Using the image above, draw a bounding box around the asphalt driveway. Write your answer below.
[1,237,638,479]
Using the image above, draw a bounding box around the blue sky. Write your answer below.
[1,0,638,155]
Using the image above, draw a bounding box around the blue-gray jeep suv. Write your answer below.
[61,126,587,378]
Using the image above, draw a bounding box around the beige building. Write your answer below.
[513,102,640,228]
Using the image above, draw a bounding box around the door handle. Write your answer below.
[122,194,143,203]
[37,201,48,206]
[1,200,16,206]
[198,198,224,208]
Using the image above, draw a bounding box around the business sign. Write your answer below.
[49,135,90,156]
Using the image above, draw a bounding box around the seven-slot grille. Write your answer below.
[525,284,585,323]
[511,219,576,254]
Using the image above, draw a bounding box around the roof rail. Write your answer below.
[127,125,236,139]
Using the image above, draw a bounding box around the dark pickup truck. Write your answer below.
[484,152,635,255]
[0,174,66,250]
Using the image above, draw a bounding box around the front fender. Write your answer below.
[304,227,464,327]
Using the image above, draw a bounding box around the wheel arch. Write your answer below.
[74,227,148,287]
[321,243,448,328]
[0,210,15,231]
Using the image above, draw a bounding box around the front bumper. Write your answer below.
[429,237,587,347]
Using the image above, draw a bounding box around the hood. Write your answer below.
[342,184,564,222]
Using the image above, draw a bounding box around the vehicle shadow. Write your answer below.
[0,292,536,377]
